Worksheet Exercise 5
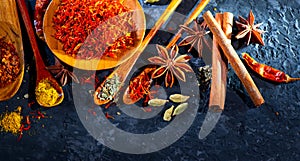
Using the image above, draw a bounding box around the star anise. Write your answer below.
[46,59,79,86]
[235,10,266,46]
[179,20,211,57]
[148,45,193,88]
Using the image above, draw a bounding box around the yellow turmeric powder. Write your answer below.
[0,106,22,135]
[35,79,60,106]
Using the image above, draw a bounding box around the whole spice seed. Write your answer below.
[242,53,300,83]
[97,74,121,101]
[46,59,79,86]
[163,105,174,121]
[0,106,22,135]
[169,94,190,103]
[148,45,193,88]
[235,10,265,46]
[179,20,211,57]
[172,102,188,116]
[148,98,169,107]
[35,79,61,106]
[0,37,21,87]
[53,0,137,59]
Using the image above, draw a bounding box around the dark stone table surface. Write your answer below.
[0,0,300,160]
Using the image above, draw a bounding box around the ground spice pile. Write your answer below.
[53,0,137,59]
[0,106,22,135]
[35,79,60,106]
[0,37,20,87]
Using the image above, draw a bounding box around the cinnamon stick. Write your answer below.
[209,13,226,110]
[203,11,264,106]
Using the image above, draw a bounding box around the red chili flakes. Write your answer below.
[17,110,48,141]
[27,101,35,108]
[0,37,20,87]
[127,67,156,101]
[104,101,116,109]
[53,0,137,59]
[105,112,114,119]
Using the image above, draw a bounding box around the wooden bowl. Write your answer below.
[43,0,146,70]
[0,22,24,101]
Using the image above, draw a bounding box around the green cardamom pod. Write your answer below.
[169,94,190,103]
[148,98,169,107]
[173,103,188,116]
[163,105,174,121]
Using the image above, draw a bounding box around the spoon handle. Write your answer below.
[166,0,210,49]
[16,0,47,72]
[115,0,183,81]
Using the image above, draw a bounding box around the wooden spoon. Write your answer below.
[17,0,64,107]
[43,0,146,70]
[94,0,183,105]
[0,0,24,101]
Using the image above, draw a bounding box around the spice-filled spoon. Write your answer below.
[94,0,183,105]
[17,0,64,107]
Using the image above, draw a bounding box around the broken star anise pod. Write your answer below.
[235,10,266,46]
[179,19,211,57]
[46,64,79,86]
[148,44,193,88]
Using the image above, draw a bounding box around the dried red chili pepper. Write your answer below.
[242,53,300,83]
[53,0,137,59]
[34,0,50,40]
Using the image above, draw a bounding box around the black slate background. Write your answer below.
[0,0,300,160]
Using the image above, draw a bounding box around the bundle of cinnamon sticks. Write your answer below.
[206,11,264,108]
